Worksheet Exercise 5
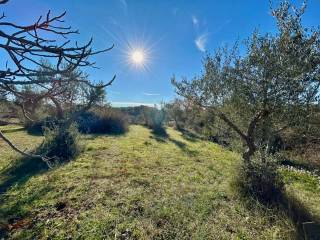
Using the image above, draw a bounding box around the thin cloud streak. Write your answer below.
[195,33,208,52]
[119,0,127,10]
[192,15,199,27]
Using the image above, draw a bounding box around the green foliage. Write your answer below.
[77,108,129,135]
[117,105,148,124]
[143,106,167,135]
[237,154,284,204]
[24,117,58,135]
[172,1,320,163]
[38,123,82,162]
[164,99,188,130]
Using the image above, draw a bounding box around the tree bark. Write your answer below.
[204,105,269,163]
[49,96,63,119]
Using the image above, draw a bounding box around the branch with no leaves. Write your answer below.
[0,1,116,165]
[0,130,55,168]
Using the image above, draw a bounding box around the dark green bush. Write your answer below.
[38,123,82,163]
[24,117,58,135]
[237,154,284,204]
[77,109,128,135]
[76,111,99,133]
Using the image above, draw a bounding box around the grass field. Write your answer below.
[0,125,319,239]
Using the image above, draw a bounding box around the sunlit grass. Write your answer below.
[0,125,318,239]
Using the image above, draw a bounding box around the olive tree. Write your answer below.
[172,1,320,163]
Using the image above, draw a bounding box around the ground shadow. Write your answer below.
[169,138,200,156]
[149,135,167,143]
[281,158,320,175]
[149,126,169,143]
[0,157,49,194]
[150,130,200,156]
[82,131,129,141]
[151,126,169,138]
[180,129,200,143]
[241,189,320,239]
[279,192,320,239]
[0,156,52,238]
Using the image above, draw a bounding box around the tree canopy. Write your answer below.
[172,0,320,162]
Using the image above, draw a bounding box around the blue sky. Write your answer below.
[2,0,320,106]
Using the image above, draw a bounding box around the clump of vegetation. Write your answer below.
[0,0,115,161]
[77,109,129,135]
[24,117,58,135]
[172,1,320,165]
[237,154,284,204]
[38,123,82,163]
[143,107,167,136]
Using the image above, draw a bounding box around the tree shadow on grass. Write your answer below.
[151,126,169,138]
[242,189,320,239]
[149,126,169,143]
[168,138,200,156]
[150,129,200,156]
[0,185,52,238]
[279,192,320,239]
[180,129,200,143]
[280,158,320,175]
[0,157,52,238]
[0,157,49,194]
[82,131,128,141]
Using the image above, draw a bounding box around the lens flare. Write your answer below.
[131,50,145,64]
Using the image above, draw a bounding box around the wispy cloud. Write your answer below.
[119,0,127,10]
[195,33,208,52]
[143,92,160,96]
[192,15,199,27]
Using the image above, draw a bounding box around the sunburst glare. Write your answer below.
[126,44,150,71]
[131,49,145,65]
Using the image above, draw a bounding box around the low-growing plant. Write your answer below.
[236,153,284,204]
[24,117,58,135]
[77,109,129,135]
[143,107,167,136]
[38,123,82,163]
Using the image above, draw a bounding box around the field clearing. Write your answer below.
[0,125,319,239]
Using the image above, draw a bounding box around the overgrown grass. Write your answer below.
[0,125,319,239]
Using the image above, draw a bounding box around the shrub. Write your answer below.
[38,123,82,163]
[77,109,128,134]
[76,111,99,133]
[143,107,167,136]
[24,117,58,135]
[237,153,284,204]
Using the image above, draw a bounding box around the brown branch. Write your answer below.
[0,130,54,167]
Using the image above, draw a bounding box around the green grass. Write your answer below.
[0,125,319,239]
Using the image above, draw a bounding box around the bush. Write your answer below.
[76,111,99,133]
[77,109,128,135]
[143,107,167,136]
[38,123,82,163]
[237,154,284,204]
[24,117,58,135]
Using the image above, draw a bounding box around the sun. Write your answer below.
[131,50,145,65]
[122,40,153,71]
